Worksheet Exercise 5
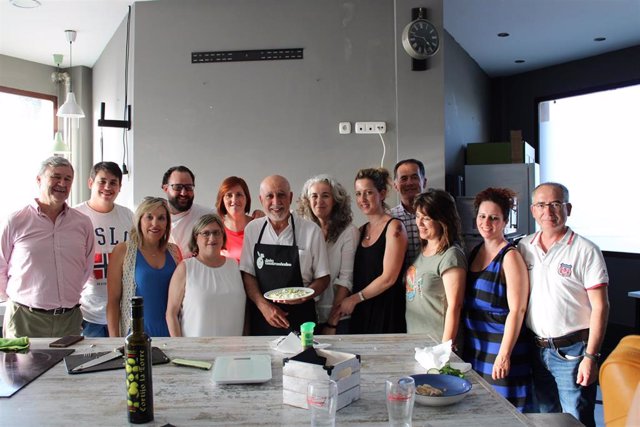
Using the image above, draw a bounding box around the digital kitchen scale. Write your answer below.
[212,354,272,384]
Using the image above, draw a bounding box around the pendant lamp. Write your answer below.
[52,131,69,153]
[57,30,85,119]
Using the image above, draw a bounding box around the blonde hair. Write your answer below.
[130,197,172,249]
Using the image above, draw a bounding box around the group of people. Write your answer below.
[0,156,608,426]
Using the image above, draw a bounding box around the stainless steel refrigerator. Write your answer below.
[463,163,540,239]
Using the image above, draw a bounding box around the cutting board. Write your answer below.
[0,349,74,398]
[64,347,170,374]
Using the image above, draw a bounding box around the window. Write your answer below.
[0,86,57,222]
[538,82,640,254]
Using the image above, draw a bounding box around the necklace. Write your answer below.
[141,246,162,257]
[364,218,386,240]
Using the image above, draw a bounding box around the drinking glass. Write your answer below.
[307,379,338,427]
[386,376,415,427]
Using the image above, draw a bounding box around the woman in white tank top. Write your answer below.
[166,214,246,336]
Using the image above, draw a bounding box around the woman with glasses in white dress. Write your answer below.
[166,214,246,337]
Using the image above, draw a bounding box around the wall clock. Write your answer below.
[401,16,440,60]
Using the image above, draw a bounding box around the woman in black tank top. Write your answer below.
[334,168,408,333]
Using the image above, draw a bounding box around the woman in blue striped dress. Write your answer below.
[463,187,532,412]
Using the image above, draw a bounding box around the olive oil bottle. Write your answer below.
[125,296,154,423]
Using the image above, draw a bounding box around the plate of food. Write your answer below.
[411,374,472,406]
[264,287,314,301]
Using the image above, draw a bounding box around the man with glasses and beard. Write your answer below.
[161,166,215,258]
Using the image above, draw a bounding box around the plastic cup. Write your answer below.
[386,376,415,427]
[307,379,338,427]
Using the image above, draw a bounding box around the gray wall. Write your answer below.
[443,31,490,181]
[92,12,135,207]
[92,0,447,221]
[0,54,58,96]
[490,45,640,146]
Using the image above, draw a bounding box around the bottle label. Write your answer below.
[126,347,151,415]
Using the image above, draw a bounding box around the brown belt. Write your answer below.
[535,329,590,349]
[14,301,80,316]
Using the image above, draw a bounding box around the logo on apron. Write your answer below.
[257,251,265,269]
[256,250,294,270]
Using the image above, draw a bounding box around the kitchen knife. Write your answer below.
[71,349,124,372]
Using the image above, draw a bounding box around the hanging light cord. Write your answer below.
[122,5,132,174]
[68,38,73,92]
[100,127,104,161]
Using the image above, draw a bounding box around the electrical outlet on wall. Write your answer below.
[355,121,386,134]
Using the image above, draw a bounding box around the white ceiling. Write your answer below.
[1,0,639,77]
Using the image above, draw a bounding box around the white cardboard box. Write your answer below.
[283,385,361,410]
[282,349,361,410]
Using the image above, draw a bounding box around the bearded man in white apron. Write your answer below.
[240,175,330,335]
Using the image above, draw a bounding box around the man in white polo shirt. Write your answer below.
[518,182,609,427]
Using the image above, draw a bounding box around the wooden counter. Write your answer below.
[1,334,534,426]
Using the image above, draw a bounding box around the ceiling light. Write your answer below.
[497,32,510,38]
[53,54,63,67]
[514,59,525,64]
[57,30,85,119]
[9,0,41,8]
[52,131,69,153]
[594,37,606,42]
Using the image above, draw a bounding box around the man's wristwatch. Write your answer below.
[583,351,601,362]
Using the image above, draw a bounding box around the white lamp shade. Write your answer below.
[57,92,85,118]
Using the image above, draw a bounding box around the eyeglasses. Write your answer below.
[169,184,194,192]
[532,201,566,211]
[198,230,223,238]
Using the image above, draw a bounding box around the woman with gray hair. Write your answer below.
[297,174,359,334]
[107,197,181,337]
[166,214,245,336]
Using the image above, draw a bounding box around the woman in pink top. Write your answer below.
[216,176,257,263]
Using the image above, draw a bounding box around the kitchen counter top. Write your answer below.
[0,334,536,426]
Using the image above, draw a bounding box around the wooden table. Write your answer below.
[0,334,536,426]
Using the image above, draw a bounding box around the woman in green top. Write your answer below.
[404,189,466,350]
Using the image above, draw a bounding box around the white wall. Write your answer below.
[93,0,446,222]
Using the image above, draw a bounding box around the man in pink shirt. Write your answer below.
[0,156,94,338]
